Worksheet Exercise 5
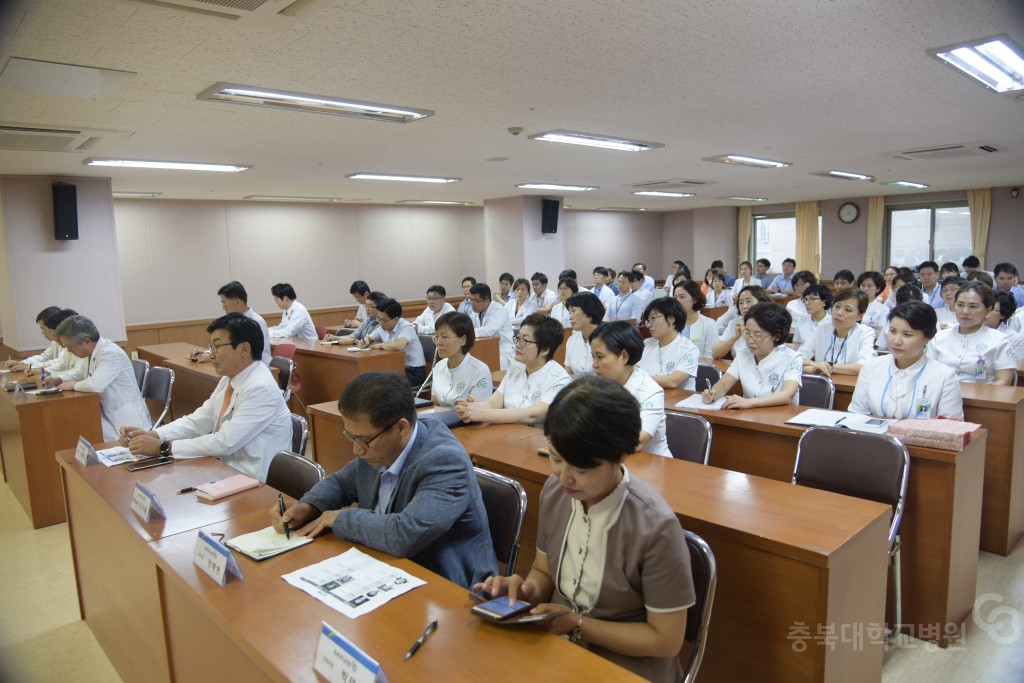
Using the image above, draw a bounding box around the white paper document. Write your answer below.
[227,526,313,560]
[785,409,893,434]
[282,548,425,618]
[675,394,727,411]
[95,446,140,467]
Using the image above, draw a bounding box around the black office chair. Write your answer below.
[682,529,717,683]
[798,374,836,409]
[142,366,174,428]
[290,413,309,455]
[696,363,721,391]
[665,412,712,465]
[793,426,909,637]
[268,356,294,401]
[130,358,149,392]
[266,451,325,500]
[474,467,527,576]
[416,333,439,398]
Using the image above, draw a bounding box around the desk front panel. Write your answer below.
[274,340,404,407]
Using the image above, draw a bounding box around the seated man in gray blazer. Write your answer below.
[271,371,497,588]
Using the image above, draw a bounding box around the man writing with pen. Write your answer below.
[270,371,498,589]
[121,313,292,482]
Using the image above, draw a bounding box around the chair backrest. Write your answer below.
[266,450,325,500]
[793,426,910,550]
[268,356,293,398]
[798,374,836,409]
[290,412,309,455]
[273,343,296,360]
[681,529,717,683]
[314,325,327,340]
[665,412,712,465]
[418,334,437,365]
[474,467,527,576]
[130,358,149,392]
[695,363,721,391]
[141,366,174,428]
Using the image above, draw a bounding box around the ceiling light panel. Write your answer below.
[703,154,791,169]
[347,173,459,183]
[810,170,876,181]
[112,191,162,197]
[198,83,434,123]
[396,200,473,205]
[243,195,343,202]
[85,158,250,172]
[929,36,1024,93]
[529,130,664,152]
[881,180,930,189]
[633,191,695,197]
[516,183,598,191]
[718,196,768,202]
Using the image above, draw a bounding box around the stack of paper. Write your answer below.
[675,394,727,410]
[785,409,892,434]
[226,526,313,561]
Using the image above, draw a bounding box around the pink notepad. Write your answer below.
[195,474,260,501]
[887,419,981,451]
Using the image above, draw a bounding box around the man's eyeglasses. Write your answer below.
[469,298,486,305]
[802,296,822,304]
[341,421,397,448]
[426,296,444,302]
[433,335,461,343]
[208,340,233,355]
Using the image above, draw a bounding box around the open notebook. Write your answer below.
[226,526,312,561]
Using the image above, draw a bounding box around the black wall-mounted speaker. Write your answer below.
[52,183,79,240]
[541,198,559,234]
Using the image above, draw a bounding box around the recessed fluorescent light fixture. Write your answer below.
[197,83,433,123]
[811,170,876,181]
[516,183,597,191]
[599,207,647,212]
[718,196,768,202]
[85,158,250,172]
[703,154,791,169]
[243,195,343,202]
[632,191,695,198]
[529,130,664,152]
[882,180,930,189]
[928,36,1024,93]
[112,191,162,198]
[347,173,459,183]
[395,200,473,205]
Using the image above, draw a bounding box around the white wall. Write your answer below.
[562,210,663,279]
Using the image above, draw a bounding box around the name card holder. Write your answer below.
[314,622,388,683]
[194,530,244,587]
[130,481,166,523]
[75,436,98,467]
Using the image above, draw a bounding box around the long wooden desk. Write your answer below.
[58,445,641,683]
[271,337,404,407]
[137,342,221,421]
[829,373,1024,556]
[1,374,101,527]
[665,394,986,647]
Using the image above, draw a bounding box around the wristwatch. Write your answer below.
[569,611,585,643]
[159,440,172,457]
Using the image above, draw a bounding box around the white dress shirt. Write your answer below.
[73,337,152,441]
[244,307,273,364]
[623,366,670,456]
[368,319,426,368]
[156,360,292,481]
[474,301,515,370]
[549,302,572,327]
[794,312,831,346]
[21,340,60,367]
[269,300,317,340]
[638,335,699,390]
[48,346,90,382]
[505,297,538,326]
[590,284,615,310]
[849,354,963,420]
[642,274,656,293]
[863,300,890,332]
[413,302,455,336]
[934,306,957,331]
[787,299,810,342]
[564,331,595,377]
[496,360,571,427]
[531,289,559,311]
[798,322,876,366]
[681,315,717,359]
[927,326,1017,384]
[608,292,644,321]
[922,284,945,309]
[725,345,803,404]
[431,353,493,407]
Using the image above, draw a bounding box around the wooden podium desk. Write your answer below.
[271,337,404,407]
[0,377,101,527]
[57,447,282,683]
[469,431,890,683]
[829,373,1024,556]
[151,509,642,683]
[666,395,986,647]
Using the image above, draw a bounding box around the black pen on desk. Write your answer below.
[405,620,438,660]
[835,416,847,425]
[278,493,290,540]
[177,480,216,495]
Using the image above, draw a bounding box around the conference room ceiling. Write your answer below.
[0,0,1022,211]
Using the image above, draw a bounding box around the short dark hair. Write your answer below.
[435,311,475,354]
[462,276,477,286]
[469,282,491,300]
[217,281,248,303]
[956,281,995,309]
[940,262,960,275]
[589,320,643,365]
[512,277,530,293]
[558,269,577,281]
[833,288,868,314]
[889,302,938,339]
[350,280,370,296]
[803,284,834,309]
[856,271,885,291]
[520,314,564,362]
[994,291,1017,322]
[994,262,1018,277]
[735,285,772,313]
[744,303,791,346]
[44,308,78,330]
[633,262,647,271]
[607,268,617,278]
[339,371,416,428]
[367,291,389,306]
[207,312,263,361]
[918,261,939,273]
[626,269,644,283]
[895,283,924,304]
[833,269,855,283]
[941,276,967,291]
[739,260,753,271]
[756,258,771,269]
[966,271,994,287]
[962,255,981,268]
[782,258,796,267]
[558,277,579,294]
[426,284,446,298]
[544,376,641,468]
[531,272,548,285]
[566,291,605,324]
[892,271,918,289]
[593,266,609,277]
[711,272,726,285]
[676,279,706,311]
[499,272,514,285]
[271,283,297,300]
[643,296,687,331]
[710,259,724,269]
[792,270,817,287]
[673,261,692,280]
[36,306,61,324]
[376,298,404,319]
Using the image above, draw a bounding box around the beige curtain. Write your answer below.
[865,196,885,271]
[737,206,752,264]
[967,188,992,268]
[795,201,820,276]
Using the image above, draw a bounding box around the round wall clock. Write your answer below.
[838,202,859,223]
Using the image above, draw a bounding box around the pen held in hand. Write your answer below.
[278,493,290,540]
[405,620,438,660]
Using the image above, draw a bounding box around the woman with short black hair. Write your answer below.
[430,312,492,407]
[927,282,1016,385]
[639,297,699,389]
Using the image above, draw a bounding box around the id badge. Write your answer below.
[974,359,986,379]
[915,398,933,420]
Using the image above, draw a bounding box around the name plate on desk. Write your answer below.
[75,437,98,467]
[194,530,244,587]
[130,481,166,522]
[314,622,387,683]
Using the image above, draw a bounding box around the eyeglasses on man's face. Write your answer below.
[341,421,397,448]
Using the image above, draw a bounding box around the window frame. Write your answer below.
[883,201,972,267]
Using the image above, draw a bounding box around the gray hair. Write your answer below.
[54,315,99,344]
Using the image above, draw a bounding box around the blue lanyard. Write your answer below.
[824,329,850,365]
[614,292,632,316]
[880,359,927,419]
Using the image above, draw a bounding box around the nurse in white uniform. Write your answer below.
[674,280,718,359]
[850,302,963,420]
[455,315,570,428]
[787,271,820,343]
[549,277,577,327]
[793,284,833,346]
[934,276,965,331]
[712,285,772,360]
[703,303,802,408]
[429,312,493,407]
[927,282,1017,385]
[505,278,539,326]
[987,291,1024,367]
[800,289,876,377]
[590,321,672,457]
[856,271,889,336]
[639,297,699,390]
[564,291,605,377]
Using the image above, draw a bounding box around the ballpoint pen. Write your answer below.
[177,480,217,494]
[279,493,290,540]
[405,620,438,660]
